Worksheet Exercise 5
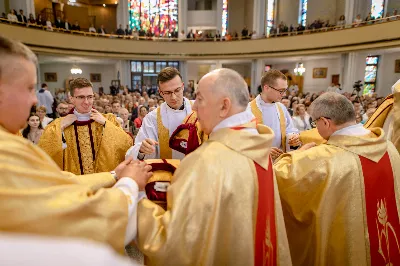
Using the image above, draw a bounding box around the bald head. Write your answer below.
[204,68,249,109]
[193,68,250,135]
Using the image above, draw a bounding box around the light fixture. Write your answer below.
[71,65,82,75]
[294,62,306,76]
[103,4,106,7]
[115,1,118,4]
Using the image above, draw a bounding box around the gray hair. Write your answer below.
[208,68,249,108]
[309,92,355,125]
[0,35,37,81]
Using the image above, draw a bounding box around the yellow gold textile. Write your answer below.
[364,95,394,128]
[157,107,172,159]
[274,127,400,266]
[299,128,326,145]
[276,104,287,152]
[38,113,132,175]
[137,124,291,266]
[250,99,263,124]
[145,159,180,183]
[0,125,129,253]
[391,84,400,153]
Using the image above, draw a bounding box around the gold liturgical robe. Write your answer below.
[274,128,400,266]
[300,85,400,152]
[39,113,132,175]
[137,124,291,266]
[0,126,128,253]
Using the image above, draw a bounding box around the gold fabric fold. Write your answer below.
[274,127,400,266]
[157,107,172,159]
[391,84,400,153]
[137,124,291,266]
[0,126,128,253]
[38,113,132,175]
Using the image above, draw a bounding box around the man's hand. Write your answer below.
[119,160,153,190]
[288,134,301,147]
[114,158,133,179]
[61,114,77,131]
[299,142,316,151]
[270,147,284,161]
[90,109,106,125]
[139,138,158,155]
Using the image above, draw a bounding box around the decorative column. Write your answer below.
[180,61,188,86]
[116,60,131,89]
[253,0,266,37]
[251,59,264,95]
[117,0,129,28]
[178,0,187,33]
[217,0,223,34]
[341,52,358,93]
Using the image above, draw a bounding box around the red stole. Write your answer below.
[254,160,277,266]
[230,122,277,265]
[360,152,400,265]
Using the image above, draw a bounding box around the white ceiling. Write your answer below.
[38,54,118,65]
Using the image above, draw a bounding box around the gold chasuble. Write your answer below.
[39,113,132,175]
[0,126,128,253]
[157,106,172,159]
[274,128,400,266]
[300,85,400,150]
[137,123,291,266]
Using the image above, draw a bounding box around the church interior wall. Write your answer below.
[0,0,5,14]
[307,0,337,25]
[374,51,400,96]
[39,63,116,94]
[228,0,245,33]
[222,62,252,83]
[335,0,346,22]
[277,0,299,27]
[272,58,341,93]
[187,10,218,28]
[387,0,400,13]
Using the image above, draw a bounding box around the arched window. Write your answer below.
[298,0,307,27]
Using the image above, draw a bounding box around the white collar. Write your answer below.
[256,94,274,107]
[331,123,371,137]
[73,109,91,122]
[164,98,190,113]
[212,110,256,134]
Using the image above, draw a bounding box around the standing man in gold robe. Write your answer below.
[39,78,133,175]
[137,68,292,265]
[0,35,152,254]
[274,92,400,265]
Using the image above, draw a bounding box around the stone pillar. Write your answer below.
[9,0,34,16]
[116,60,131,89]
[251,59,264,95]
[253,0,266,37]
[217,0,223,34]
[117,0,129,29]
[342,52,358,93]
[178,0,187,33]
[180,61,188,86]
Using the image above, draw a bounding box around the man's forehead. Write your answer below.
[74,87,93,96]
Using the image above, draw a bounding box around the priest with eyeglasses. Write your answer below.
[39,77,133,175]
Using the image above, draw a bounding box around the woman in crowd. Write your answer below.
[36,14,45,26]
[292,104,312,131]
[22,113,44,144]
[7,9,18,22]
[36,106,53,128]
[134,105,148,129]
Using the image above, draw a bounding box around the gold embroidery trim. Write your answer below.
[157,107,172,159]
[276,104,287,152]
[76,125,95,174]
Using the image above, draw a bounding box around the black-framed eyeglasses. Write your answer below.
[311,117,331,127]
[159,85,184,97]
[269,85,288,95]
[75,95,94,101]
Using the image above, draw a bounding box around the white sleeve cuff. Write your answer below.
[113,178,139,245]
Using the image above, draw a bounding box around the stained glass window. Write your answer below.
[363,56,379,95]
[128,0,178,37]
[371,0,384,19]
[266,0,275,36]
[131,60,180,89]
[222,0,228,36]
[299,0,307,27]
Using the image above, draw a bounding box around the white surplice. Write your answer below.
[247,95,299,149]
[126,98,193,160]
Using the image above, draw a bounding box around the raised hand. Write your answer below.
[139,138,158,155]
[90,108,106,125]
[61,114,77,131]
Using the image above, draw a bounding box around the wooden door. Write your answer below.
[332,74,340,85]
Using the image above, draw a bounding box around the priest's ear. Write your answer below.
[219,97,232,118]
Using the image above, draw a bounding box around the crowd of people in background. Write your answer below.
[25,80,385,145]
[1,8,399,41]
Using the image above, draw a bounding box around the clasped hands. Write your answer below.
[270,134,315,161]
[114,158,153,190]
